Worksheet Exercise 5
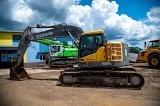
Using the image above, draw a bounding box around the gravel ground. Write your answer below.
[0,63,160,106]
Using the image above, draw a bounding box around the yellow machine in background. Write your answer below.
[138,39,160,69]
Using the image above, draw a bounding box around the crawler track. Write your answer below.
[59,67,145,88]
[49,64,74,68]
[48,58,77,68]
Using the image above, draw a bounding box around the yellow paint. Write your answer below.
[106,42,123,62]
[79,47,106,62]
[138,39,160,64]
[151,58,158,65]
[24,52,27,63]
[79,42,123,63]
[96,47,106,61]
[80,53,96,62]
[0,32,12,45]
[81,30,104,36]
[0,31,21,45]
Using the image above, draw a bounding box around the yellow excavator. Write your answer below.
[138,39,160,69]
[10,23,145,88]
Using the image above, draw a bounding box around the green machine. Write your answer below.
[36,39,78,67]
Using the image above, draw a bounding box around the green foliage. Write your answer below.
[129,47,139,54]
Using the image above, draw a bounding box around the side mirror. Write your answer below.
[144,42,146,48]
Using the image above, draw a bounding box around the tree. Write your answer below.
[129,47,139,54]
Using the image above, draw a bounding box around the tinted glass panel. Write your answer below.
[95,35,103,45]
[81,36,94,48]
[50,46,61,53]
[149,41,159,47]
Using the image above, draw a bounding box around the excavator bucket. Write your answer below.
[10,67,31,81]
[9,60,31,81]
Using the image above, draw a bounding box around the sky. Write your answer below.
[0,0,160,48]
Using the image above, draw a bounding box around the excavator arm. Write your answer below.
[35,39,77,49]
[10,23,83,80]
[35,39,68,47]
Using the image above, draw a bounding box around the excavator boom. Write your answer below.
[10,23,83,80]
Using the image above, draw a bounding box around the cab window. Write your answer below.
[148,41,159,47]
[153,41,159,47]
[81,36,94,48]
[95,35,103,45]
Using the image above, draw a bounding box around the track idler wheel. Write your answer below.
[129,74,145,88]
[10,67,31,81]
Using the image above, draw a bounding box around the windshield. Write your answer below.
[95,35,103,45]
[80,34,103,48]
[81,36,94,48]
[50,45,61,53]
[148,40,159,48]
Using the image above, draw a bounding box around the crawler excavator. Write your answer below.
[35,38,78,68]
[10,23,145,88]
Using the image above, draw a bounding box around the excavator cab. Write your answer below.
[78,30,129,68]
[78,30,105,61]
[49,45,62,57]
[147,40,160,49]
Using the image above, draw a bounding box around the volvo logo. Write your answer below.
[36,32,53,38]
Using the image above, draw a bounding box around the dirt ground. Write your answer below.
[0,63,160,106]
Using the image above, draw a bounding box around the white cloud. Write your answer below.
[1,0,160,48]
[147,7,160,24]
[66,0,160,48]
[10,0,33,24]
[66,0,119,31]
[66,5,93,31]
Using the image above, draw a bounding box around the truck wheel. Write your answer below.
[148,54,160,69]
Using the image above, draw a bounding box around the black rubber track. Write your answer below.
[59,68,145,88]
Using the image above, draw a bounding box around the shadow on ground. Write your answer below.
[132,65,151,69]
